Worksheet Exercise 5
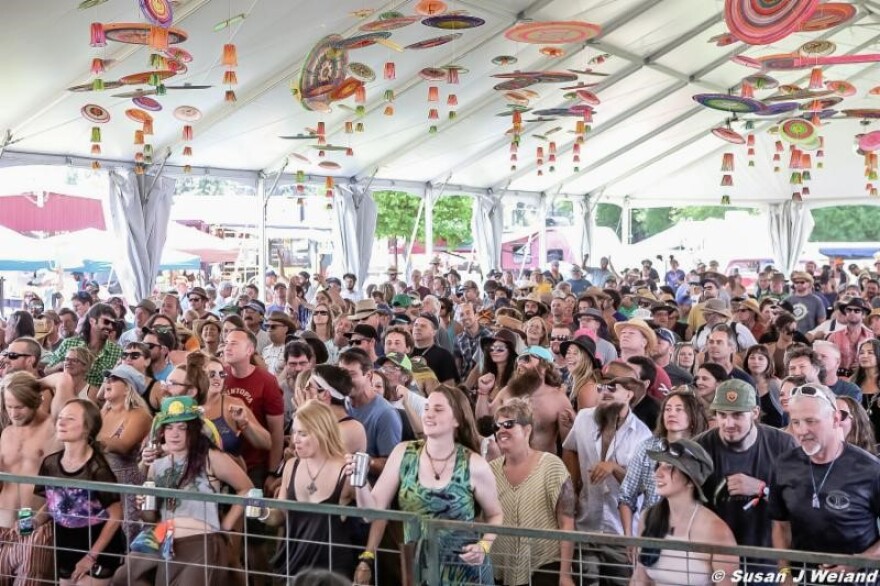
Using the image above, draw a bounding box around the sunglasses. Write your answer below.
[791,385,837,410]
[160,380,189,389]
[492,419,526,433]
[208,371,227,380]
[97,318,116,327]
[350,338,370,346]
[143,343,161,350]
[2,352,32,360]
[845,307,865,314]
[267,324,287,330]
[657,439,699,459]
[313,310,330,316]
[516,354,534,363]
[121,352,143,360]
[793,281,808,286]
[63,357,84,365]
[488,344,508,353]
[550,335,570,342]
[188,297,204,303]
[598,384,620,394]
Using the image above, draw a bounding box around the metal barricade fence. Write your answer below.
[0,471,878,585]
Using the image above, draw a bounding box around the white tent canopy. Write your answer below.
[3,0,880,207]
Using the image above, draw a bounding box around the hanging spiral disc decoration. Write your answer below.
[724,0,820,45]
[505,21,601,44]
[68,81,123,92]
[348,62,376,82]
[712,127,745,144]
[744,73,779,89]
[755,101,798,115]
[319,161,342,170]
[81,104,110,123]
[798,96,842,111]
[119,70,176,85]
[103,23,187,44]
[492,55,518,66]
[125,108,154,123]
[405,33,462,50]
[709,32,739,46]
[332,32,391,50]
[692,93,765,113]
[139,0,173,28]
[359,16,419,32]
[173,105,202,122]
[780,118,815,144]
[843,109,880,119]
[133,96,162,111]
[494,78,536,91]
[731,55,762,69]
[576,90,600,105]
[799,2,856,31]
[329,77,363,101]
[798,39,836,57]
[299,35,348,112]
[164,48,193,63]
[419,67,447,81]
[859,131,880,152]
[421,15,485,30]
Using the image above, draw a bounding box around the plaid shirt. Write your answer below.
[48,337,122,387]
[455,326,491,379]
[617,435,664,513]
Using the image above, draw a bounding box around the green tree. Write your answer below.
[811,206,880,241]
[596,203,622,237]
[373,191,473,251]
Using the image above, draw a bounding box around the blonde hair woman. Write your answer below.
[265,400,357,580]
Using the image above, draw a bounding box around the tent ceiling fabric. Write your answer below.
[5,0,880,203]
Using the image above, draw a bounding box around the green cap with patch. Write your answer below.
[710,379,757,412]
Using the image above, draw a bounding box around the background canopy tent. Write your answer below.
[3,0,880,209]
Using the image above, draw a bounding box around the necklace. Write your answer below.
[304,458,328,496]
[424,444,456,480]
[62,449,92,471]
[808,443,843,509]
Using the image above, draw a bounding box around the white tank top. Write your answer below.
[644,504,714,586]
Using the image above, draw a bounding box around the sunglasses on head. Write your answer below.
[492,419,527,433]
[791,385,837,409]
[121,352,143,360]
[657,439,698,459]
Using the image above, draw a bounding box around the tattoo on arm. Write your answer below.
[556,478,576,519]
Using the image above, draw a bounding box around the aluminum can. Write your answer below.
[350,452,370,487]
[17,508,33,536]
[140,481,157,511]
[245,488,264,519]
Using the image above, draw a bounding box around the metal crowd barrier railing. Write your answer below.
[0,471,878,586]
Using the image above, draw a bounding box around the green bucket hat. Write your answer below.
[152,396,221,446]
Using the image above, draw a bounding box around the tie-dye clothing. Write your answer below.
[398,440,494,585]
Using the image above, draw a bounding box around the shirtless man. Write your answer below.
[476,346,574,454]
[0,371,62,584]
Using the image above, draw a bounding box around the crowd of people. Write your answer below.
[1,255,880,585]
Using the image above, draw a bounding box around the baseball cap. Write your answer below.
[710,379,757,412]
[518,345,553,363]
[655,328,676,346]
[103,364,146,396]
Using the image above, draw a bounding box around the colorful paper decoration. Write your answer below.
[422,15,485,29]
[724,0,820,45]
[799,2,856,31]
[712,127,745,144]
[505,21,601,44]
[692,94,765,113]
[405,33,462,50]
[139,0,173,27]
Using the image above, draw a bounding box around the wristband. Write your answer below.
[358,551,375,562]
[478,540,492,554]
[86,552,98,562]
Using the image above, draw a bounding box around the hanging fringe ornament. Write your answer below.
[90,127,101,143]
[809,67,823,90]
[790,172,803,185]
[183,165,192,174]
[747,134,755,147]
[549,142,557,155]
[142,119,153,136]
[148,26,169,51]
[802,187,810,196]
[384,105,394,116]
[448,111,457,120]
[775,141,784,153]
[384,62,396,80]
[721,195,731,205]
[512,111,522,132]
[428,86,439,102]
[792,191,802,202]
[91,58,105,75]
[789,149,802,169]
[91,144,101,155]
[143,144,153,157]
[134,130,144,145]
[549,154,556,164]
[90,23,106,47]
[355,122,364,132]
[91,78,105,91]
[325,176,334,198]
[135,152,144,163]
[223,70,238,85]
[355,85,366,104]
[318,150,325,158]
[803,171,811,181]
[721,175,733,187]
[346,147,354,156]
[225,90,237,103]
[148,73,162,87]
[744,120,755,131]
[182,125,193,141]
[741,82,754,99]
[317,122,326,136]
[428,125,437,134]
[801,153,812,169]
[510,142,518,154]
[183,146,192,156]
[355,105,365,117]
[156,84,167,96]
[345,121,353,134]
[428,108,439,120]
[222,44,238,67]
[447,94,458,107]
[150,54,167,69]
[91,161,101,170]
[721,153,734,172]
[135,165,145,175]
[537,169,543,177]
[447,68,459,84]
[384,90,395,102]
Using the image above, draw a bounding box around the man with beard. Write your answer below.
[770,383,880,573]
[0,372,61,584]
[477,346,574,454]
[46,303,121,388]
[454,303,490,380]
[785,271,827,334]
[696,380,796,567]
[562,365,652,583]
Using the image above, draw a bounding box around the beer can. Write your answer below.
[245,488,264,519]
[350,452,370,487]
[17,508,33,536]
[140,481,157,511]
